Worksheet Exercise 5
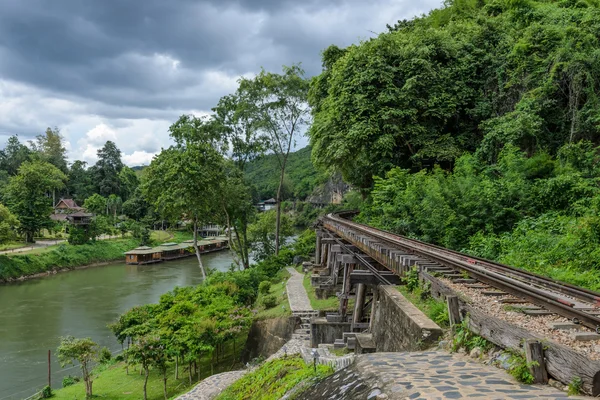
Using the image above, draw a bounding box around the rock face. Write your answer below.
[242,317,299,362]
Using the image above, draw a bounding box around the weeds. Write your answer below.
[451,318,493,353]
[506,351,536,384]
[568,376,583,395]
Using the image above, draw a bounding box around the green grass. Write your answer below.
[0,238,139,281]
[53,333,248,400]
[396,286,449,328]
[255,270,292,319]
[216,356,333,400]
[150,230,174,243]
[0,241,27,251]
[170,230,194,243]
[302,273,338,311]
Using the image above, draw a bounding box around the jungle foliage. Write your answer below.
[309,0,600,192]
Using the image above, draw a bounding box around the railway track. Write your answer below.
[321,211,600,333]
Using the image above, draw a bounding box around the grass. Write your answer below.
[302,273,338,311]
[216,356,333,400]
[53,333,248,400]
[150,230,173,243]
[0,241,27,251]
[255,269,292,319]
[170,230,194,243]
[396,285,449,328]
[0,238,139,281]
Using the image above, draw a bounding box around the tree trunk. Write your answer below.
[175,355,179,379]
[143,367,149,400]
[193,219,207,280]
[275,166,285,256]
[163,370,168,400]
[188,362,193,385]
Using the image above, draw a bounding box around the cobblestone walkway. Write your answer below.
[285,267,313,312]
[298,351,589,399]
[174,370,246,400]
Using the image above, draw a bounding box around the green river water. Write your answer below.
[0,250,235,400]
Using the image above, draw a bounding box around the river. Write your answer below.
[0,250,235,400]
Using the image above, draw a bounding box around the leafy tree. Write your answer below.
[143,133,225,279]
[122,187,150,221]
[57,336,98,399]
[0,203,19,243]
[83,193,107,215]
[107,194,122,220]
[118,166,140,202]
[127,335,169,400]
[0,135,31,176]
[240,64,310,255]
[248,210,294,261]
[91,141,124,197]
[5,161,66,242]
[68,161,95,204]
[30,127,68,173]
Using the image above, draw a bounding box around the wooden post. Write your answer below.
[353,283,366,324]
[48,350,51,388]
[447,296,461,328]
[315,234,322,264]
[525,340,548,384]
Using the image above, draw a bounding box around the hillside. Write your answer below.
[245,146,326,201]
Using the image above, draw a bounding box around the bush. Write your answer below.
[258,280,272,294]
[40,385,53,398]
[62,375,79,388]
[99,346,112,364]
[261,294,278,309]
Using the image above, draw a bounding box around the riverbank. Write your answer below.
[0,238,138,283]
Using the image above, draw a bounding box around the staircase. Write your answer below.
[291,310,319,341]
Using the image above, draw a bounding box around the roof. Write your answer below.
[124,246,160,255]
[50,214,68,221]
[55,198,82,209]
[68,212,94,218]
[263,198,277,204]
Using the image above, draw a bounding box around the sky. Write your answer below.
[0,0,441,167]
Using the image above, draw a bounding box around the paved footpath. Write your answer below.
[175,370,246,400]
[285,267,313,312]
[298,351,589,399]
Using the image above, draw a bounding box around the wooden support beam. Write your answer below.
[447,296,461,328]
[525,340,548,384]
[349,271,401,285]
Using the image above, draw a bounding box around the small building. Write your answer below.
[66,212,94,226]
[257,198,277,212]
[199,224,223,237]
[54,198,84,214]
[124,246,162,265]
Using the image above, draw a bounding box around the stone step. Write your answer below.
[295,328,310,335]
[347,337,356,350]
[301,324,310,329]
[333,339,346,349]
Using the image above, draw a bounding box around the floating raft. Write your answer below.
[124,237,228,265]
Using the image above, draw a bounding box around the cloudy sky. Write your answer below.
[0,0,441,166]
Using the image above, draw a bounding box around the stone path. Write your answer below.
[285,267,313,312]
[174,370,246,400]
[298,351,590,399]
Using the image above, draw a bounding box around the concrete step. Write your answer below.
[292,333,311,340]
[347,337,356,350]
[333,339,346,349]
[295,328,310,335]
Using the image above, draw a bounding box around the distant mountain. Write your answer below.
[245,146,326,201]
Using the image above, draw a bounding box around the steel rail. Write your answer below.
[323,212,600,332]
[333,211,600,305]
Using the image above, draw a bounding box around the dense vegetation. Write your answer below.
[310,0,600,192]
[245,146,325,200]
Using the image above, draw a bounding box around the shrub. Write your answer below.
[62,375,79,388]
[40,385,53,398]
[259,280,272,294]
[261,294,278,309]
[99,346,112,364]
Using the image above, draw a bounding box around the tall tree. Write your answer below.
[5,161,66,242]
[118,166,140,202]
[0,203,19,243]
[57,336,98,399]
[83,193,108,215]
[68,161,95,204]
[0,135,31,176]
[240,64,310,255]
[91,141,124,197]
[143,139,224,279]
[30,127,68,173]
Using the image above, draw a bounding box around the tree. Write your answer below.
[91,141,124,197]
[107,194,122,220]
[5,161,66,242]
[30,127,68,173]
[83,193,107,215]
[68,161,95,204]
[57,336,98,399]
[127,335,169,400]
[0,203,19,243]
[248,210,294,260]
[143,136,225,280]
[240,64,310,255]
[118,166,140,202]
[0,135,31,176]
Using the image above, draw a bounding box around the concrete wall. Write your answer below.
[242,316,299,362]
[372,285,443,352]
[310,318,352,348]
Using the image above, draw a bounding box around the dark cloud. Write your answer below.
[0,0,441,164]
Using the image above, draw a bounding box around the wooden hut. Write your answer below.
[157,243,181,260]
[124,246,162,265]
